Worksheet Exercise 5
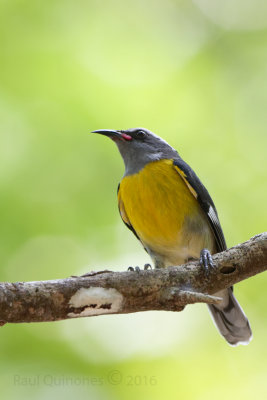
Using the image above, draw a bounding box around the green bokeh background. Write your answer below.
[0,0,267,399]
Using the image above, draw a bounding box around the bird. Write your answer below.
[92,127,252,346]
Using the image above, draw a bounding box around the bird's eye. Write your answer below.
[137,130,146,139]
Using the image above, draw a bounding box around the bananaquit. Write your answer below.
[93,127,252,346]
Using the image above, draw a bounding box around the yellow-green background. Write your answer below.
[0,0,267,399]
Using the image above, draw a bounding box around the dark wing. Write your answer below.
[117,183,147,250]
[173,158,227,252]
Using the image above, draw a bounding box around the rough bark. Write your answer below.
[0,232,266,325]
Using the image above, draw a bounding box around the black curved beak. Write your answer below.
[91,129,122,139]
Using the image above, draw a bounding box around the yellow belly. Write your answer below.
[118,159,215,266]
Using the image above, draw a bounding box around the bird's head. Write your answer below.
[92,127,178,175]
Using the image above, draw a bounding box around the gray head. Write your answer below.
[92,127,179,175]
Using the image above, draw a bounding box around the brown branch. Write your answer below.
[0,232,266,325]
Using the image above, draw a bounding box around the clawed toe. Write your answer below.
[144,263,152,270]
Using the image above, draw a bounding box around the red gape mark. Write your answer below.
[122,133,132,141]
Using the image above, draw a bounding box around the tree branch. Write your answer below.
[0,232,266,325]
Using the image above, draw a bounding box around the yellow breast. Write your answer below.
[118,159,204,254]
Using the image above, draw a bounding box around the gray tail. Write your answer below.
[208,288,252,346]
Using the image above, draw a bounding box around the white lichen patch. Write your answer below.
[68,287,124,318]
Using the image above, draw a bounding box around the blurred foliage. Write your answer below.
[0,0,267,399]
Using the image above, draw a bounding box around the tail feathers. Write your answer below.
[208,288,252,346]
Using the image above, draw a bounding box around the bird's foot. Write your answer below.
[127,263,152,272]
[127,266,141,273]
[200,248,215,275]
